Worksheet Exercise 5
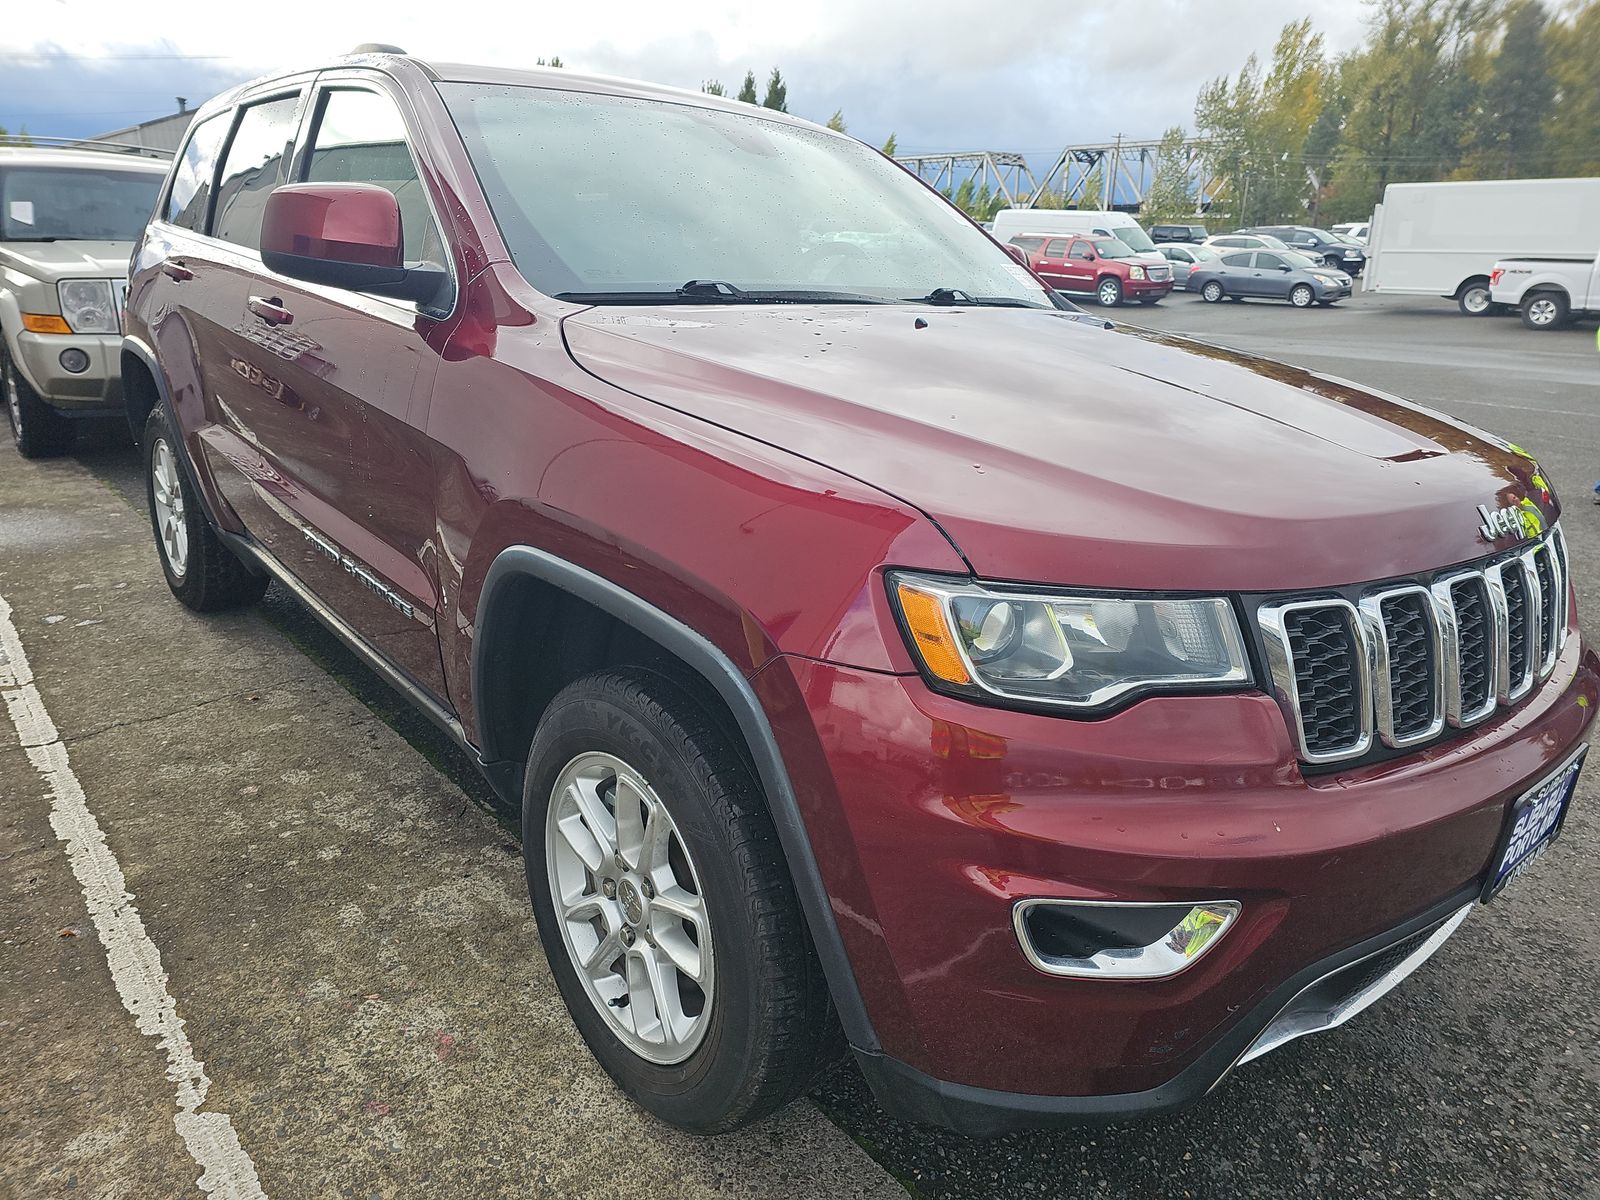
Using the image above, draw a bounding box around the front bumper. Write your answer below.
[10,330,123,412]
[1125,278,1174,297]
[755,619,1596,1131]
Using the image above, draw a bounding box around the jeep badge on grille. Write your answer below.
[1478,501,1527,541]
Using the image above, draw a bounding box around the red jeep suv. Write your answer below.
[123,50,1593,1136]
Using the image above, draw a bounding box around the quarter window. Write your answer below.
[166,112,229,232]
[304,88,445,266]
[212,94,302,250]
[1221,252,1252,267]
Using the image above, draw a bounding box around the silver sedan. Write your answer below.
[1158,243,1225,289]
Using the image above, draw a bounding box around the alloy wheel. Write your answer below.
[1202,281,1224,303]
[1291,284,1315,308]
[1098,280,1120,306]
[150,436,189,578]
[545,751,714,1065]
[1526,297,1559,327]
[4,362,20,441]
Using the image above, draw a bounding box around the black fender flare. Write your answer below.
[473,544,880,1053]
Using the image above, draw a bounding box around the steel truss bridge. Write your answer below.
[895,137,1224,212]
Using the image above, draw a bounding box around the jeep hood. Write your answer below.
[0,240,132,282]
[562,305,1554,591]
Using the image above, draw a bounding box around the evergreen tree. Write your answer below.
[881,132,898,156]
[1141,126,1194,223]
[702,80,726,97]
[736,71,758,104]
[762,68,788,112]
[1470,0,1552,177]
[826,109,847,132]
[1544,0,1600,174]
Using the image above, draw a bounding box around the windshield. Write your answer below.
[0,166,162,241]
[1110,224,1156,253]
[441,84,1049,306]
[1091,238,1135,259]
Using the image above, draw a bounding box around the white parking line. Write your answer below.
[0,593,268,1200]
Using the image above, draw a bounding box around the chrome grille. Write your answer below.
[1261,529,1567,764]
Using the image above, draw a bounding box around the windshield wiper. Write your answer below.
[554,279,891,306]
[909,287,1048,309]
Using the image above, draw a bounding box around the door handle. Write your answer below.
[162,260,193,282]
[247,296,294,326]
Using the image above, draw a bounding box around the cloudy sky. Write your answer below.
[2,0,1372,153]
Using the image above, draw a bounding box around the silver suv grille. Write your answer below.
[1259,529,1568,764]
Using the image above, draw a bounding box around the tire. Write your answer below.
[1322,254,1341,270]
[1290,283,1316,308]
[1096,277,1123,307]
[523,668,837,1133]
[1457,279,1494,316]
[1521,291,1570,331]
[144,407,268,612]
[4,349,72,458]
[1200,280,1225,303]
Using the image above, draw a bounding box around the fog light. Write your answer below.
[1013,898,1240,980]
[59,348,90,374]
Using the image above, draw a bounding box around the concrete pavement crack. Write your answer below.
[59,676,312,745]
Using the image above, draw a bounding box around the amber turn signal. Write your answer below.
[22,313,73,334]
[895,582,972,685]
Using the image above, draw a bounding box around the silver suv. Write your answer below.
[1,144,166,456]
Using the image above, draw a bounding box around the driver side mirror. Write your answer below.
[1278,264,1292,272]
[261,183,446,304]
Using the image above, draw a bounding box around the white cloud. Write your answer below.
[2,0,1375,149]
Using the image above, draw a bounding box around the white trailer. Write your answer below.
[1364,178,1600,315]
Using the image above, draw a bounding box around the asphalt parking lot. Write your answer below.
[4,287,1599,1200]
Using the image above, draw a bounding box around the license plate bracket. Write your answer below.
[1481,745,1586,902]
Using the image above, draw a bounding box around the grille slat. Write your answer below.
[1451,578,1494,718]
[1379,593,1438,742]
[1260,529,1565,765]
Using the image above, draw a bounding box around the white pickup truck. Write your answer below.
[1489,254,1600,331]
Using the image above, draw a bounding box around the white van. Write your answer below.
[1364,178,1600,315]
[989,209,1165,266]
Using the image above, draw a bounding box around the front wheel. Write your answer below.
[4,350,72,459]
[144,407,268,611]
[1521,291,1570,331]
[1096,277,1123,307]
[1200,280,1225,303]
[1458,279,1494,316]
[1290,283,1316,308]
[523,668,837,1133]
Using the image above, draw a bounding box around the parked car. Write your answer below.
[990,208,1165,267]
[1202,232,1290,252]
[1150,223,1207,244]
[125,48,1592,1139]
[1,144,167,456]
[1158,242,1223,288]
[1365,177,1600,315]
[1490,254,1600,330]
[1330,221,1369,243]
[1189,249,1353,306]
[1009,233,1173,306]
[1243,226,1367,275]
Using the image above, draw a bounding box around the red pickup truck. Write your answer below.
[1008,233,1174,306]
[120,50,1592,1138]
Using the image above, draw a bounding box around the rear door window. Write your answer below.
[212,94,303,250]
[1254,252,1286,270]
[1043,238,1067,258]
[302,87,446,266]
[166,112,230,232]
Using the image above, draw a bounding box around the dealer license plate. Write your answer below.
[1482,747,1585,901]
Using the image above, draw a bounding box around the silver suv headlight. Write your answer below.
[890,572,1252,712]
[57,279,118,334]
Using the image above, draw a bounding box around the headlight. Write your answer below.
[1313,274,1337,286]
[891,573,1251,712]
[56,279,118,334]
[1129,266,1146,280]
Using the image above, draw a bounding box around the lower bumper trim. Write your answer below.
[853,884,1479,1135]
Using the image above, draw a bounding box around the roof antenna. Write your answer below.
[350,43,407,55]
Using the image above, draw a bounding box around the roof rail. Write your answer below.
[0,134,174,160]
